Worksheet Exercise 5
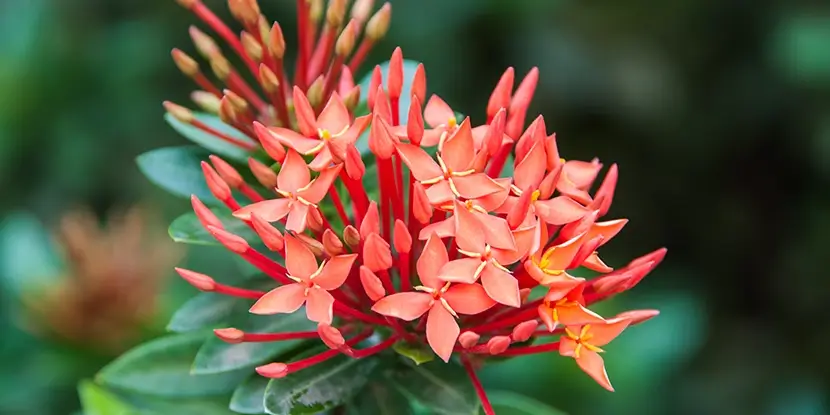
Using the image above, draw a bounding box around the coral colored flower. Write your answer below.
[250,234,356,325]
[158,4,667,406]
[560,318,631,392]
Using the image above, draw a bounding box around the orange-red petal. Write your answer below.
[426,303,459,362]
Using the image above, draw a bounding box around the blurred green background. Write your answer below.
[1,0,829,414]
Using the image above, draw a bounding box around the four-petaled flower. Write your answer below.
[560,318,631,392]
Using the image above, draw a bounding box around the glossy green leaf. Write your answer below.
[165,112,256,163]
[230,375,270,414]
[392,342,435,365]
[263,353,378,415]
[169,208,261,246]
[97,331,249,397]
[167,293,244,333]
[78,380,137,415]
[486,390,568,415]
[136,146,216,204]
[0,212,62,298]
[348,381,415,415]
[192,312,316,375]
[387,361,480,415]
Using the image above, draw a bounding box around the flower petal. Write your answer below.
[297,165,343,204]
[314,253,357,290]
[269,127,323,155]
[425,180,454,205]
[426,304,459,363]
[250,284,306,315]
[424,94,455,129]
[417,217,455,241]
[441,118,475,172]
[233,198,291,222]
[371,292,432,321]
[305,287,335,324]
[534,196,589,226]
[443,283,496,315]
[563,159,602,189]
[475,178,512,211]
[396,143,443,181]
[285,202,310,233]
[588,318,630,347]
[452,174,505,200]
[480,264,521,307]
[359,266,386,301]
[555,303,605,326]
[317,93,350,133]
[307,146,334,171]
[513,140,547,191]
[474,212,515,251]
[417,233,449,290]
[575,349,614,392]
[283,233,318,278]
[363,233,393,272]
[438,258,482,284]
[452,201,486,253]
[585,219,628,248]
[277,150,312,193]
[293,87,318,137]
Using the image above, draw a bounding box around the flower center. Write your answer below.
[319,129,333,141]
[447,117,457,129]
[565,325,603,358]
[530,189,541,203]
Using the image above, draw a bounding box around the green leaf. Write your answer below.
[97,331,249,398]
[192,312,317,375]
[165,112,256,163]
[137,146,216,204]
[387,361,480,415]
[78,380,137,415]
[167,293,243,333]
[263,353,379,415]
[230,375,270,414]
[348,381,415,415]
[392,342,435,366]
[486,390,568,415]
[0,212,62,298]
[169,208,261,246]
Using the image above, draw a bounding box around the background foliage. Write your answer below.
[1,0,829,414]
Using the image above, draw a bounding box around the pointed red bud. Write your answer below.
[214,328,245,343]
[240,31,263,62]
[209,155,244,188]
[359,266,385,301]
[388,47,404,100]
[297,232,325,256]
[519,288,532,304]
[259,64,280,94]
[631,247,667,269]
[458,331,480,349]
[228,0,261,26]
[506,67,539,138]
[407,95,424,145]
[373,86,393,124]
[367,66,382,111]
[412,182,433,224]
[485,108,507,156]
[252,123,287,163]
[363,233,393,272]
[343,225,361,248]
[292,86,318,137]
[592,164,618,216]
[248,157,278,188]
[201,161,232,201]
[322,229,344,256]
[339,66,356,95]
[570,235,604,270]
[207,225,250,253]
[250,214,284,251]
[344,144,366,180]
[175,267,217,291]
[507,187,533,230]
[366,3,391,40]
[269,22,286,59]
[359,202,380,238]
[512,320,538,342]
[614,309,660,325]
[256,362,289,378]
[306,76,326,111]
[368,114,395,159]
[487,67,515,119]
[487,336,511,355]
[191,195,224,231]
[393,219,412,253]
[412,63,426,105]
[318,324,346,349]
[306,208,325,234]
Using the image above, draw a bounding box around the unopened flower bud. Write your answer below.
[213,328,244,343]
[175,267,216,291]
[343,85,361,112]
[207,226,250,253]
[210,55,231,80]
[363,233,393,272]
[412,63,427,107]
[240,31,263,62]
[343,225,361,249]
[487,336,511,355]
[163,101,194,123]
[393,220,412,254]
[223,89,249,113]
[171,48,199,77]
[248,157,278,188]
[306,76,325,108]
[407,95,424,145]
[511,320,538,342]
[487,67,514,119]
[191,195,224,230]
[306,209,325,234]
[367,66,382,111]
[322,229,344,256]
[218,96,238,124]
[366,3,391,40]
[175,0,198,9]
[326,0,347,27]
[309,0,324,23]
[458,332,480,349]
[209,155,244,188]
[318,324,346,349]
[268,22,286,59]
[359,202,380,238]
[335,19,357,57]
[250,213,284,251]
[258,64,280,94]
[359,266,385,301]
[351,0,375,24]
[201,161,232,201]
[189,26,221,58]
[191,91,221,114]
[388,47,403,100]
[228,0,261,27]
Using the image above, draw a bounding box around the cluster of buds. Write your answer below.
[167,0,390,142]
[166,1,665,411]
[22,207,179,354]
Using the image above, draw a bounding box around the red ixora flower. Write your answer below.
[166,1,666,411]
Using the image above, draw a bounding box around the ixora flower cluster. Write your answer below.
[145,0,665,413]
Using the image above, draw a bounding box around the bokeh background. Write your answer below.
[1,0,829,414]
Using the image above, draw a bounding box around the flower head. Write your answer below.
[161,3,665,408]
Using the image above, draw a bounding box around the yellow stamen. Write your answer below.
[448,117,457,129]
[531,189,541,203]
[319,129,332,140]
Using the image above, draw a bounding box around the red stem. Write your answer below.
[295,0,310,89]
[398,252,411,292]
[467,307,538,334]
[191,120,257,151]
[213,283,266,299]
[227,71,268,114]
[239,183,265,202]
[238,331,319,342]
[333,300,390,326]
[241,248,292,284]
[329,185,351,227]
[321,57,345,106]
[308,25,336,81]
[193,73,223,97]
[496,341,561,356]
[461,355,495,415]
[338,171,369,225]
[344,334,399,358]
[347,38,374,73]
